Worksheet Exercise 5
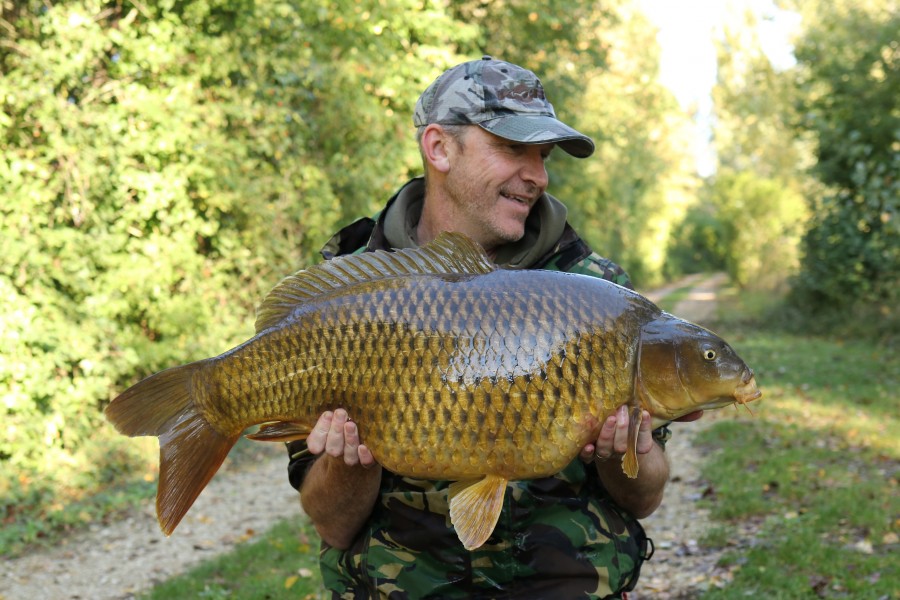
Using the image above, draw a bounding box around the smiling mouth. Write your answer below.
[500,192,532,207]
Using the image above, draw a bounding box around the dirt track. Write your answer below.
[633,272,737,599]
[0,273,734,600]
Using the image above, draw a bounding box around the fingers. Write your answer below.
[593,407,621,459]
[587,407,656,463]
[306,409,375,468]
[579,443,596,463]
[342,420,375,467]
[357,443,375,467]
[325,409,349,457]
[612,405,630,454]
[306,411,334,455]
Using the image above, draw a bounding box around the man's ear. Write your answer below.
[421,124,453,174]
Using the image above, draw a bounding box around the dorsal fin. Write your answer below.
[254,232,496,332]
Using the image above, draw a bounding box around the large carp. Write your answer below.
[105,233,760,550]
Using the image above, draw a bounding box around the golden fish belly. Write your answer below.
[203,270,648,479]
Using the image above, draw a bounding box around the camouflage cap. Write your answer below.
[413,56,594,158]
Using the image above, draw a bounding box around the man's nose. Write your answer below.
[521,148,549,189]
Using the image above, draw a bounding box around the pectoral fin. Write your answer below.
[622,405,643,478]
[625,359,654,479]
[448,475,508,550]
[245,421,311,442]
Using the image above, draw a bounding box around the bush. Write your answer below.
[0,0,472,549]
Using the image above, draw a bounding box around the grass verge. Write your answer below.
[139,516,325,599]
[694,287,899,599]
[650,276,702,313]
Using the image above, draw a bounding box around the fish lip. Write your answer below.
[734,375,762,404]
[658,374,762,419]
[698,397,740,411]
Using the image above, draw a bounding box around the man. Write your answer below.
[287,56,698,599]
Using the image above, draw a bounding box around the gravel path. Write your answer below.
[0,273,733,600]
[633,272,735,599]
[0,449,300,600]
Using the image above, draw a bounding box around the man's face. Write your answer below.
[442,126,553,250]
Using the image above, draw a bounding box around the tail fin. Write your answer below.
[105,362,239,535]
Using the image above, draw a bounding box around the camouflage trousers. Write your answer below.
[318,463,652,599]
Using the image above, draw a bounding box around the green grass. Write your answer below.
[139,516,326,599]
[692,287,900,599]
[651,276,701,313]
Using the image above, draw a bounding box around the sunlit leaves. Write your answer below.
[789,0,899,311]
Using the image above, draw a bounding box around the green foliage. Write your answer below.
[787,0,899,312]
[790,155,900,314]
[664,203,727,276]
[544,1,698,286]
[698,8,813,291]
[706,170,807,288]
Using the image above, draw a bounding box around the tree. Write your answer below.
[786,0,899,311]
[691,5,812,289]
[707,170,806,288]
[518,0,698,285]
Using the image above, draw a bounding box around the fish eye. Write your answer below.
[703,349,717,361]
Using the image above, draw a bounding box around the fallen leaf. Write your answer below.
[809,574,831,598]
[237,528,256,543]
[285,575,299,589]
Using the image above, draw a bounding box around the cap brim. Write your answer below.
[480,115,595,158]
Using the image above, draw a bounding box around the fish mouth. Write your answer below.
[734,373,762,405]
[695,373,762,413]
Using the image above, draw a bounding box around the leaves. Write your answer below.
[788,0,900,311]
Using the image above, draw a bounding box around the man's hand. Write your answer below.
[307,408,376,467]
[578,405,655,464]
[578,405,670,518]
[300,408,382,549]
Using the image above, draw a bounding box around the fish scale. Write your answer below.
[105,232,760,550]
[202,270,625,481]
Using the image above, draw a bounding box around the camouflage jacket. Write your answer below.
[288,179,659,599]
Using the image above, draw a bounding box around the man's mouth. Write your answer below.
[500,191,532,207]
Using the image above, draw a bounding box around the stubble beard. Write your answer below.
[446,172,530,247]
